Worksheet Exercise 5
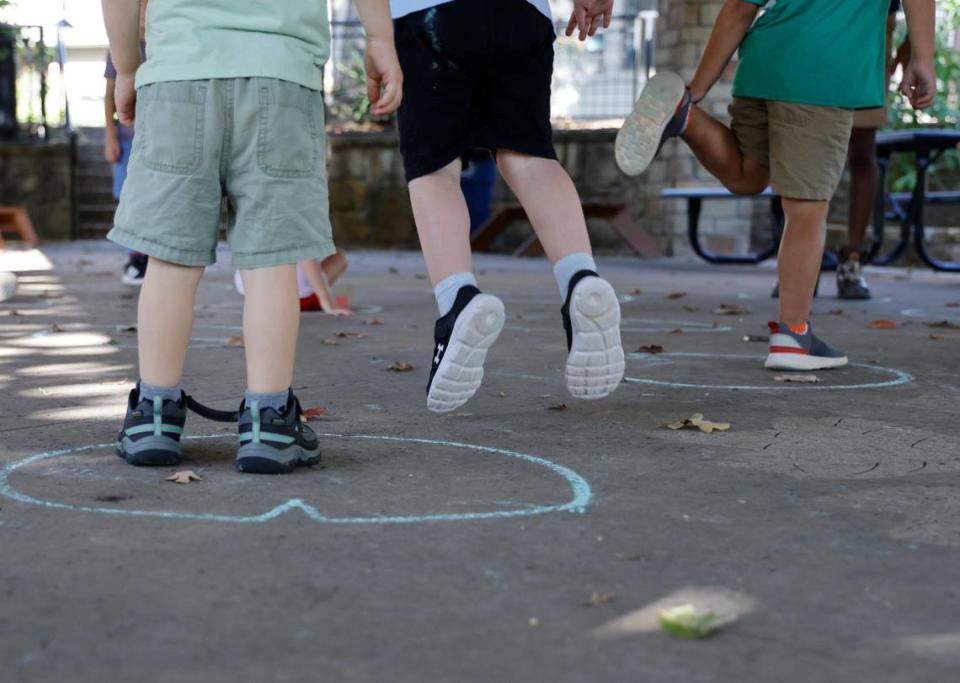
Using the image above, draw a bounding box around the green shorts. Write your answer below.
[109,78,335,269]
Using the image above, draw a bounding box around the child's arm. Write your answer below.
[101,0,143,125]
[900,0,935,109]
[301,260,352,317]
[686,0,761,103]
[104,76,121,163]
[352,0,403,116]
[565,0,615,41]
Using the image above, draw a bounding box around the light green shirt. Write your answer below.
[733,0,889,109]
[136,0,330,91]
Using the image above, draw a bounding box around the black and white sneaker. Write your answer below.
[561,271,625,399]
[235,391,321,475]
[426,285,505,413]
[121,253,148,287]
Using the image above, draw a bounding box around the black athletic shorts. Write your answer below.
[394,0,558,181]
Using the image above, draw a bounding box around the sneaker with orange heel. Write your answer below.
[765,321,848,371]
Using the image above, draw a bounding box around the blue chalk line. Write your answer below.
[625,352,914,391]
[0,433,592,525]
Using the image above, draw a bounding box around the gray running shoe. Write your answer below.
[615,72,691,176]
[235,391,321,475]
[765,321,848,371]
[116,385,186,466]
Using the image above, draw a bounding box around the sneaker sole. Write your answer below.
[235,443,321,475]
[427,294,505,413]
[615,72,686,177]
[116,436,182,467]
[764,353,849,371]
[566,278,625,400]
[121,275,145,287]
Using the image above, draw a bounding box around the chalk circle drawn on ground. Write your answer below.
[624,352,913,391]
[0,433,591,525]
[900,307,960,323]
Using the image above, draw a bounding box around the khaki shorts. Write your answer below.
[729,97,853,201]
[109,78,335,268]
[853,106,888,129]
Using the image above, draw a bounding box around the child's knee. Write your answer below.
[725,176,769,196]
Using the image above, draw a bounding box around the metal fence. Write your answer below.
[326,11,657,124]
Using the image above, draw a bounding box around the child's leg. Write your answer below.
[495,151,591,262]
[777,198,828,327]
[846,127,878,252]
[682,106,770,196]
[239,264,299,393]
[137,258,204,388]
[408,159,473,285]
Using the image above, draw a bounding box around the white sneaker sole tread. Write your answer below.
[566,278,625,399]
[427,294,505,413]
[615,72,686,177]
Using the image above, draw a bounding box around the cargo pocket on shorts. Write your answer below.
[257,82,320,178]
[138,83,205,174]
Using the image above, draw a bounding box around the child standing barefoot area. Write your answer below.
[391,0,625,413]
[616,0,936,372]
[102,0,401,473]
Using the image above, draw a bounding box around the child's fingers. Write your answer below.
[565,11,578,37]
[602,8,613,29]
[575,7,588,40]
[372,78,402,115]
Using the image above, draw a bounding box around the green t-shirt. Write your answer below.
[136,0,330,91]
[733,0,889,109]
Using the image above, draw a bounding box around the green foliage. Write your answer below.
[888,2,960,190]
[328,50,371,124]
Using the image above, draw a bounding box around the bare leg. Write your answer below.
[777,198,829,327]
[408,159,473,285]
[846,127,878,254]
[240,264,299,393]
[682,106,770,195]
[137,259,204,387]
[321,249,348,285]
[495,150,592,262]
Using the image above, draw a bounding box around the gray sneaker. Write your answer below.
[235,391,321,475]
[615,72,691,176]
[836,259,871,300]
[765,321,848,371]
[116,385,186,466]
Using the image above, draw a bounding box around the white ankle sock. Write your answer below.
[553,253,597,299]
[434,272,478,317]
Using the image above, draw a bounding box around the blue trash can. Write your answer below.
[460,153,497,234]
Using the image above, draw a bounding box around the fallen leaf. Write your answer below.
[225,335,244,346]
[301,406,328,421]
[714,304,751,316]
[682,304,700,313]
[666,292,687,300]
[638,344,664,354]
[774,374,822,384]
[946,302,959,308]
[321,338,340,346]
[548,403,568,411]
[925,320,960,330]
[742,335,769,343]
[115,325,137,334]
[929,334,946,340]
[582,592,615,607]
[658,604,720,640]
[869,319,899,330]
[666,413,730,433]
[51,324,65,333]
[670,328,684,335]
[364,318,384,326]
[632,288,643,295]
[828,309,844,316]
[166,470,202,484]
[389,361,414,372]
[335,331,366,338]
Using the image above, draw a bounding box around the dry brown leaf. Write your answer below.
[364,318,384,326]
[226,335,244,346]
[774,374,823,384]
[301,406,328,421]
[321,338,340,346]
[666,292,687,300]
[925,320,960,330]
[632,287,643,295]
[548,403,568,411]
[929,334,946,341]
[869,319,899,330]
[389,361,414,372]
[638,344,664,354]
[666,413,730,434]
[714,304,751,316]
[166,470,202,484]
[828,309,844,316]
[670,328,684,335]
[335,331,366,338]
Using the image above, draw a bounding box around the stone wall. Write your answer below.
[0,140,73,241]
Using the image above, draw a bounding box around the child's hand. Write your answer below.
[323,307,353,317]
[115,72,137,126]
[365,38,403,116]
[565,0,615,41]
[900,57,935,110]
